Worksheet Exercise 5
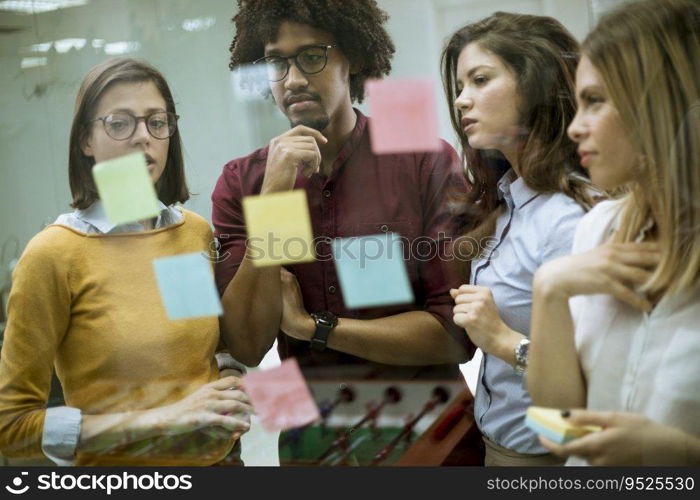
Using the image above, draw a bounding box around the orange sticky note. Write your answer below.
[366,78,442,154]
[242,358,320,432]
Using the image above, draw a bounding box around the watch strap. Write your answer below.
[310,313,337,351]
[514,338,530,375]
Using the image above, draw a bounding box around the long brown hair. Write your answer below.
[68,58,189,209]
[585,0,700,296]
[441,12,594,260]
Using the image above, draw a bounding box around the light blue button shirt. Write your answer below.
[54,199,183,234]
[472,170,585,454]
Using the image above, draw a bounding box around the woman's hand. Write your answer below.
[450,285,523,363]
[534,241,660,310]
[539,409,700,465]
[155,376,252,436]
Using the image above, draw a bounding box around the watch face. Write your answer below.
[314,311,337,326]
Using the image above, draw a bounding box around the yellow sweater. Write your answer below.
[0,209,235,466]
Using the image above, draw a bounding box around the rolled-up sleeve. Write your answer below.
[42,406,81,466]
[417,142,472,353]
[211,160,250,296]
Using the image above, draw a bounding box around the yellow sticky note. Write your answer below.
[526,406,601,444]
[243,190,316,267]
[92,152,160,226]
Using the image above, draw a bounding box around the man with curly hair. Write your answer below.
[212,0,471,380]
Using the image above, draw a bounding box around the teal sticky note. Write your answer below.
[92,152,161,226]
[153,252,223,320]
[332,232,414,309]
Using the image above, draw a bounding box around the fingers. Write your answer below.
[608,263,654,286]
[538,435,568,457]
[452,303,472,315]
[617,250,661,268]
[211,414,252,432]
[284,125,328,144]
[609,280,652,311]
[209,399,254,416]
[451,285,489,301]
[299,160,319,178]
[219,368,243,379]
[605,243,661,268]
[453,293,492,305]
[216,389,251,405]
[539,433,600,460]
[453,312,470,329]
[208,376,243,390]
[564,409,634,429]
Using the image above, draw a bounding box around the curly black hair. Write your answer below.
[229,0,395,103]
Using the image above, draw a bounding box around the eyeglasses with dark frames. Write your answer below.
[90,111,179,141]
[253,45,336,82]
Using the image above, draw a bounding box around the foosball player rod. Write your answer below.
[371,386,450,466]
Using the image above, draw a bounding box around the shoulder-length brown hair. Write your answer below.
[441,12,594,260]
[69,58,189,209]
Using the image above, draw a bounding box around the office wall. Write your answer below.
[0,0,625,278]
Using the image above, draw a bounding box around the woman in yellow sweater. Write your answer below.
[0,58,252,466]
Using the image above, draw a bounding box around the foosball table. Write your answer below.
[278,380,483,466]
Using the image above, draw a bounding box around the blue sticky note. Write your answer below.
[525,416,572,444]
[153,252,223,320]
[332,233,414,309]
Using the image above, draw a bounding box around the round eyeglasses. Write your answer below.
[90,111,179,141]
[253,45,336,82]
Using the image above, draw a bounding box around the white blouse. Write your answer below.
[568,199,700,465]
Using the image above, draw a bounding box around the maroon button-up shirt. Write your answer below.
[212,110,471,380]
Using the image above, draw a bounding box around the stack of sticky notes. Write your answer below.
[242,190,316,267]
[526,406,601,444]
[332,232,414,309]
[366,77,442,155]
[241,358,320,432]
[92,152,161,226]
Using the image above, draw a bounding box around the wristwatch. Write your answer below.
[514,338,530,375]
[310,311,338,352]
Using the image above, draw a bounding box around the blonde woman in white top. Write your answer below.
[528,0,700,465]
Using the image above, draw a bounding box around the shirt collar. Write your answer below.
[74,199,171,234]
[497,168,540,209]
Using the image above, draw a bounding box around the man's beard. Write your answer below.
[289,112,330,132]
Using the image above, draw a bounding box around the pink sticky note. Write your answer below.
[366,78,442,154]
[242,358,320,432]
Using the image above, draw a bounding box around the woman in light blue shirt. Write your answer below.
[440,12,596,465]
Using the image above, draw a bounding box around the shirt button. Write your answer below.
[328,285,336,294]
[380,224,389,232]
[323,189,331,198]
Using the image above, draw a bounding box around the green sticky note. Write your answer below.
[242,190,316,267]
[92,152,161,226]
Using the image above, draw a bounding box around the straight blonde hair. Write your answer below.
[584,0,700,296]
